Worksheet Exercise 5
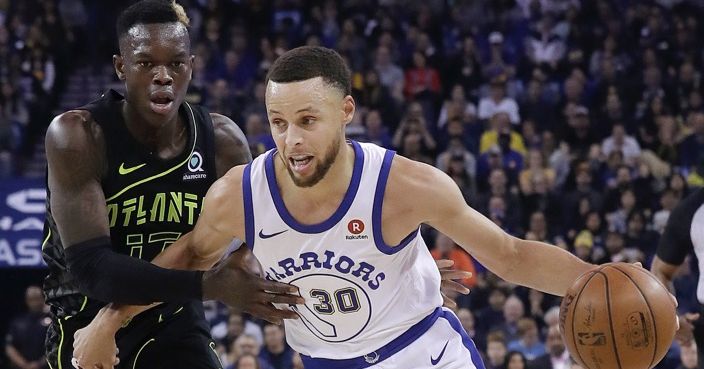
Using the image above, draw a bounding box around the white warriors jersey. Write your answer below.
[242,141,444,359]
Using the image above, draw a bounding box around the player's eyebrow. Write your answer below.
[269,106,321,115]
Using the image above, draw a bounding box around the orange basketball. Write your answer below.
[559,263,677,369]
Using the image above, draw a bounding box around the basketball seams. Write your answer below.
[597,270,624,369]
[610,265,658,369]
[570,270,599,369]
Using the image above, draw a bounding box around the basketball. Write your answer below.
[559,263,677,369]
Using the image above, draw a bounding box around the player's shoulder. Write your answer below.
[210,113,247,145]
[45,110,102,153]
[388,154,447,191]
[209,112,252,170]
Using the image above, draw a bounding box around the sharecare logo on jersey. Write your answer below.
[346,219,368,240]
[183,151,207,180]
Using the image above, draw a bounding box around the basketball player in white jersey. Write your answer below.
[73,46,595,369]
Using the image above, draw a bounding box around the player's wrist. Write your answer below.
[96,306,133,332]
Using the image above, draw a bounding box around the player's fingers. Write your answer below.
[441,292,457,309]
[685,313,700,322]
[632,262,643,268]
[259,291,305,305]
[439,270,472,280]
[441,280,470,295]
[435,259,454,269]
[260,280,299,295]
[246,305,283,325]
[252,303,299,322]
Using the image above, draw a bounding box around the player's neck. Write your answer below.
[122,102,187,156]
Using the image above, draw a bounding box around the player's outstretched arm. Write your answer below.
[46,112,209,305]
[391,156,594,296]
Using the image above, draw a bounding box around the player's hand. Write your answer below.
[203,247,304,325]
[72,320,119,369]
[436,259,471,309]
[676,313,700,346]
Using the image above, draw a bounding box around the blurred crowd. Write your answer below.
[3,0,704,369]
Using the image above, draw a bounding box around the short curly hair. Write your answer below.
[116,0,189,39]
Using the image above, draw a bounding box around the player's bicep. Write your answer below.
[45,114,109,246]
[211,113,252,176]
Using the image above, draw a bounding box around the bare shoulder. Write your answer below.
[386,154,465,223]
[210,113,252,174]
[45,110,106,180]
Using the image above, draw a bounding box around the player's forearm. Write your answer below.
[504,237,595,296]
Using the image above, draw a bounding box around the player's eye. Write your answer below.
[172,61,184,68]
[137,61,152,68]
[303,117,316,125]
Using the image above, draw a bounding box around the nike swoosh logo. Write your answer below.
[430,340,449,365]
[259,229,288,239]
[118,162,146,175]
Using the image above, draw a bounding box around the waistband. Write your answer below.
[301,307,442,369]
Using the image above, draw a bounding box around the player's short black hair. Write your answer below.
[116,0,190,39]
[266,46,351,96]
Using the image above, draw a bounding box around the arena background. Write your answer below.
[0,0,702,368]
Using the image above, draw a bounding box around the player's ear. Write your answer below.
[342,95,355,126]
[113,55,126,81]
[188,55,195,79]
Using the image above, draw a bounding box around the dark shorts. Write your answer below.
[45,304,222,369]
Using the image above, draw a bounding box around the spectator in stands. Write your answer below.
[528,324,571,369]
[234,354,261,369]
[259,324,293,369]
[228,334,272,369]
[485,331,509,369]
[496,295,525,344]
[5,286,49,369]
[602,123,642,165]
[431,233,477,288]
[507,317,545,360]
[503,351,529,369]
[363,109,392,148]
[479,74,521,125]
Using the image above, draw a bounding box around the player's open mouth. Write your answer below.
[289,155,313,173]
[149,92,175,115]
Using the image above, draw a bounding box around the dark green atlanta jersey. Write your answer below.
[42,89,217,319]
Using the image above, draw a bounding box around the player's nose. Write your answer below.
[153,65,173,86]
[285,123,304,147]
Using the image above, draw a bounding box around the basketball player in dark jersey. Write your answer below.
[42,2,302,369]
[652,188,704,368]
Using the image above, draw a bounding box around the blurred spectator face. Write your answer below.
[679,62,696,84]
[489,196,506,219]
[527,150,543,169]
[489,169,507,189]
[546,325,566,357]
[211,79,229,99]
[457,308,474,332]
[412,51,427,68]
[25,286,45,313]
[532,174,548,194]
[564,78,583,102]
[364,70,380,86]
[491,112,510,131]
[228,314,245,338]
[507,352,527,369]
[305,34,321,46]
[660,190,676,210]
[611,124,626,144]
[518,318,539,344]
[375,46,391,66]
[627,212,645,234]
[447,119,464,138]
[504,295,524,323]
[234,335,260,356]
[644,67,661,89]
[487,340,507,366]
[616,166,631,186]
[620,189,636,210]
[365,110,382,131]
[657,116,676,144]
[264,324,286,352]
[246,114,266,136]
[408,102,424,119]
[462,36,476,55]
[451,84,465,101]
[670,174,686,192]
[606,232,624,255]
[253,82,266,102]
[489,288,507,310]
[490,82,506,101]
[529,212,546,234]
[576,170,592,190]
[586,212,601,232]
[236,354,259,369]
